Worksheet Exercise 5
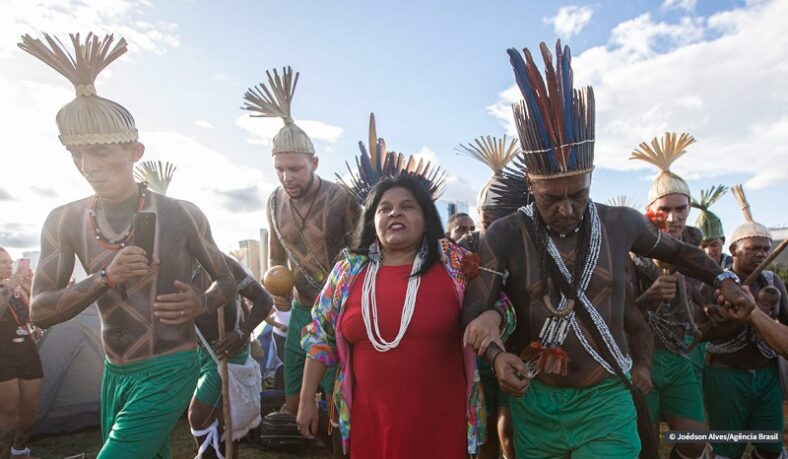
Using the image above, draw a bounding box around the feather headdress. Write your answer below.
[690,185,727,242]
[18,33,137,146]
[456,135,519,208]
[507,40,595,180]
[134,160,177,195]
[630,132,695,206]
[242,66,314,155]
[606,195,641,210]
[337,113,446,204]
[729,184,771,248]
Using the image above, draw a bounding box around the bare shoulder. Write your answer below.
[596,203,643,234]
[42,196,91,232]
[324,180,354,203]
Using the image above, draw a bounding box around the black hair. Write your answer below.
[352,175,445,277]
[447,212,471,226]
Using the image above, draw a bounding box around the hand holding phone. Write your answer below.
[132,212,156,264]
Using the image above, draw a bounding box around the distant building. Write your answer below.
[239,239,262,280]
[259,228,269,275]
[436,200,470,227]
[770,227,788,268]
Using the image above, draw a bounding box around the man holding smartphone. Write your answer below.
[20,33,236,459]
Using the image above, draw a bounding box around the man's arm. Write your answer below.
[224,254,273,336]
[724,278,788,358]
[627,208,722,285]
[182,203,236,315]
[461,219,510,328]
[30,208,106,328]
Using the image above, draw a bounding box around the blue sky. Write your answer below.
[1,0,786,258]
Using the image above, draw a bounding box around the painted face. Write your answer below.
[701,238,724,263]
[448,215,475,242]
[732,236,772,274]
[0,250,12,280]
[69,142,143,200]
[649,193,689,238]
[530,173,592,235]
[273,153,318,199]
[374,187,426,253]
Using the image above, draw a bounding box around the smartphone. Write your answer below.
[132,212,156,264]
[16,258,31,273]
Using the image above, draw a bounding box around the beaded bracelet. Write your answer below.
[100,268,118,289]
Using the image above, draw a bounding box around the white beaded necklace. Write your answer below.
[361,241,426,352]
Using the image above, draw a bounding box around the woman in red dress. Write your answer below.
[296,134,515,458]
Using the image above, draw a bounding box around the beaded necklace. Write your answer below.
[88,183,147,250]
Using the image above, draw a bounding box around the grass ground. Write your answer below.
[29,419,331,459]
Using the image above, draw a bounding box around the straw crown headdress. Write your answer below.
[337,113,446,204]
[242,66,314,156]
[729,184,771,248]
[690,185,727,242]
[456,135,519,208]
[18,33,138,147]
[507,40,595,180]
[630,132,695,206]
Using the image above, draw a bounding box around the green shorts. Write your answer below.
[510,377,640,459]
[645,348,706,424]
[285,300,336,397]
[99,350,199,459]
[479,359,509,417]
[685,335,706,386]
[703,361,784,457]
[194,344,249,406]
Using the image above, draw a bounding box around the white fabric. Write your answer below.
[191,420,224,459]
[272,309,291,337]
[195,328,263,441]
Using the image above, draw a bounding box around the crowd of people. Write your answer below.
[0,31,785,459]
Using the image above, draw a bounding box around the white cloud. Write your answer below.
[662,0,698,12]
[544,5,594,40]
[235,114,343,147]
[0,0,179,58]
[412,146,439,165]
[488,0,788,190]
[194,120,215,130]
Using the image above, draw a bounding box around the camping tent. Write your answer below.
[33,304,104,435]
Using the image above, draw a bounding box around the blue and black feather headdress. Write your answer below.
[508,40,595,179]
[337,113,447,204]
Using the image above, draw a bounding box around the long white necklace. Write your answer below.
[361,242,425,352]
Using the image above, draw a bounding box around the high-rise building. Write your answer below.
[259,228,269,275]
[239,239,262,280]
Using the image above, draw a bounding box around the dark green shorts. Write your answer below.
[194,344,249,406]
[510,377,640,459]
[645,348,706,424]
[703,361,784,457]
[284,300,335,397]
[100,350,199,459]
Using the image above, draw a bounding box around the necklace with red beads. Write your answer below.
[87,183,148,249]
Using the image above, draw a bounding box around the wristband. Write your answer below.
[100,268,118,289]
[713,271,740,289]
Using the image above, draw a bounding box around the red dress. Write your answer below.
[339,262,467,459]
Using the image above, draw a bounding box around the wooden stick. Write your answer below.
[217,306,234,458]
[744,238,788,285]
